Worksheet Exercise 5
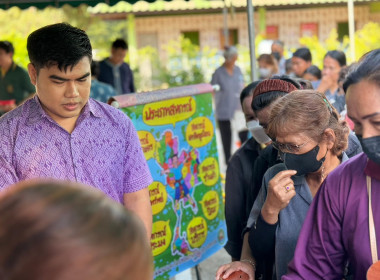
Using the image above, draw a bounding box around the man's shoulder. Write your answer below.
[120,62,132,71]
[99,59,110,69]
[91,80,115,92]
[89,99,131,125]
[0,99,33,127]
[10,64,29,76]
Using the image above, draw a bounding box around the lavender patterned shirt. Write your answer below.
[0,96,152,204]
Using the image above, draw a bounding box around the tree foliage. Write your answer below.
[1,5,379,90]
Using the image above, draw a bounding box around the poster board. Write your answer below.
[111,83,227,279]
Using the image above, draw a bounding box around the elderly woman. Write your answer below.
[216,88,350,280]
[283,49,380,280]
[211,46,244,163]
[0,180,153,280]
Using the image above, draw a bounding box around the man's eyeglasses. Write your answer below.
[272,138,312,153]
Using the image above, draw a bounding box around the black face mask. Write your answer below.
[357,135,380,165]
[282,145,326,176]
[272,51,281,61]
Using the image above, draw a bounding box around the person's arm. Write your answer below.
[122,117,153,240]
[248,169,296,262]
[0,124,19,189]
[123,188,152,240]
[210,71,219,98]
[215,169,272,280]
[282,179,346,280]
[216,235,256,280]
[224,154,246,260]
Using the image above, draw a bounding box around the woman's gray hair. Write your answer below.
[223,46,238,61]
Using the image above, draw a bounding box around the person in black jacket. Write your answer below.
[224,81,261,261]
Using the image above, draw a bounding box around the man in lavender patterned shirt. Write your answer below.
[0,23,153,236]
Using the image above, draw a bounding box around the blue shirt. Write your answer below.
[211,65,244,121]
[90,79,116,103]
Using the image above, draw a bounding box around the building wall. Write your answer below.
[134,4,376,61]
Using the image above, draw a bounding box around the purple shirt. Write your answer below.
[0,96,152,204]
[283,153,380,280]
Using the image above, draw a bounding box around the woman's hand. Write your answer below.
[317,74,335,93]
[261,170,297,224]
[215,261,255,280]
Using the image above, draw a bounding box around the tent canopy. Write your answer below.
[0,0,181,10]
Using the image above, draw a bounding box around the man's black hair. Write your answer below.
[112,39,128,50]
[0,41,14,54]
[343,49,380,93]
[27,23,92,73]
[251,75,301,112]
[305,65,322,80]
[293,47,312,62]
[240,81,261,105]
[325,50,346,67]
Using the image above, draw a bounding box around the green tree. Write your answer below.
[299,22,380,67]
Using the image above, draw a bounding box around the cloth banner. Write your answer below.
[112,83,227,279]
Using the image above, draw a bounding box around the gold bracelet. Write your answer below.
[240,259,256,271]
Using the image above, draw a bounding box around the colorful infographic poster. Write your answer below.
[116,84,226,279]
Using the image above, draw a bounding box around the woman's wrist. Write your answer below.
[240,259,256,271]
[261,203,280,225]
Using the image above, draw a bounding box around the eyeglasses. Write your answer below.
[272,138,313,153]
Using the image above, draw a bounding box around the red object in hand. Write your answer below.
[0,99,15,106]
[222,271,249,280]
[367,261,380,280]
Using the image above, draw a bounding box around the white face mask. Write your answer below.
[259,68,271,79]
[246,120,272,144]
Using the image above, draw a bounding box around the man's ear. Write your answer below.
[27,63,37,86]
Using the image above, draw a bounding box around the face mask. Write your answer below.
[246,120,271,144]
[259,68,271,79]
[272,51,281,61]
[357,135,380,165]
[282,145,326,176]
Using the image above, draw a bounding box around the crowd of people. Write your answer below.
[0,23,153,279]
[0,21,379,280]
[216,41,380,280]
[0,36,134,116]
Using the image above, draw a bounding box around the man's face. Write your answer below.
[242,96,255,123]
[27,56,91,126]
[110,47,127,65]
[0,49,12,68]
[271,44,283,57]
[292,57,311,77]
[256,105,272,131]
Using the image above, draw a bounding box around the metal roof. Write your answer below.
[90,0,377,14]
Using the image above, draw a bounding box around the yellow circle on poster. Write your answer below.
[199,157,219,186]
[187,217,208,248]
[200,190,219,220]
[186,117,214,148]
[151,220,171,256]
[148,181,167,215]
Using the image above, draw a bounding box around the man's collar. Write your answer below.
[26,96,103,126]
[0,61,16,77]
[86,98,103,118]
